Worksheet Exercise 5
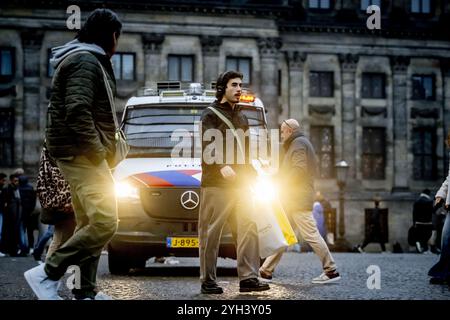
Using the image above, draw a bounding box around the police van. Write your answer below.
[108,82,268,274]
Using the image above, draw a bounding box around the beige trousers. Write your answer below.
[46,217,76,259]
[199,187,259,284]
[260,210,336,274]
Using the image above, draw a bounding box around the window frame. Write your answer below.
[168,54,195,82]
[0,47,15,83]
[308,0,333,10]
[411,74,435,101]
[411,0,432,15]
[309,71,334,97]
[412,127,437,181]
[360,0,381,11]
[361,127,386,180]
[310,125,335,179]
[361,72,386,99]
[112,52,136,81]
[225,56,252,85]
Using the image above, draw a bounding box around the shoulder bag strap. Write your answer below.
[207,106,245,158]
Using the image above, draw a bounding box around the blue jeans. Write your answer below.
[429,212,450,279]
[33,225,54,258]
[0,212,3,243]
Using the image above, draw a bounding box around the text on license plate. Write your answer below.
[166,237,199,248]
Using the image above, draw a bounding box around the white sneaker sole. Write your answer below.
[24,268,62,300]
[311,276,341,284]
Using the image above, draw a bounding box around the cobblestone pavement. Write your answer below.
[1,252,449,300]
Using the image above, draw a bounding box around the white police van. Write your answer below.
[108,82,268,274]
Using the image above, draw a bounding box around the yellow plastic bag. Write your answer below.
[271,199,298,246]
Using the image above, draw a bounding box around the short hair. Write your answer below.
[76,9,122,53]
[0,172,6,180]
[215,70,243,100]
[9,174,19,181]
[422,188,431,195]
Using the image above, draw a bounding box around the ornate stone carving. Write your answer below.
[142,33,165,53]
[200,36,222,56]
[308,105,335,116]
[391,56,410,73]
[257,37,282,57]
[410,107,439,119]
[338,53,359,72]
[361,106,387,118]
[285,51,306,70]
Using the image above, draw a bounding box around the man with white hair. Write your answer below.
[259,119,341,284]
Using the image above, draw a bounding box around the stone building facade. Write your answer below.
[1,0,450,250]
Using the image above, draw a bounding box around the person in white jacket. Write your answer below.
[429,134,450,286]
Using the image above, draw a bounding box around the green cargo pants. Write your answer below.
[45,155,118,297]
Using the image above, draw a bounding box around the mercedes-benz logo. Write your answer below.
[180,191,200,210]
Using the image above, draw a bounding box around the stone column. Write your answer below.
[21,30,44,175]
[391,56,410,191]
[286,51,306,121]
[257,37,282,129]
[200,36,222,85]
[339,53,359,179]
[142,33,165,87]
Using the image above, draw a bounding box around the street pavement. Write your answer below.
[0,252,449,300]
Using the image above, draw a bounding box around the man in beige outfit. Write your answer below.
[259,119,341,284]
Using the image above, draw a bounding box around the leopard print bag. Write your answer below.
[36,145,73,224]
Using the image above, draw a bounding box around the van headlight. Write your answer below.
[115,181,140,199]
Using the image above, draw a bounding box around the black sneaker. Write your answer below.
[201,283,223,294]
[239,278,270,292]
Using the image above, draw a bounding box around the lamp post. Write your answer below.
[334,160,351,251]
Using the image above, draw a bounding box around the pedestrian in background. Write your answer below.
[356,198,386,253]
[259,119,340,284]
[429,133,450,286]
[18,175,37,255]
[24,8,122,300]
[3,174,27,256]
[313,195,327,240]
[0,172,7,257]
[411,189,433,253]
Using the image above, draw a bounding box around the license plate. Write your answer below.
[166,237,199,248]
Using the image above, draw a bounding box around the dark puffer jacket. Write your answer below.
[46,49,116,166]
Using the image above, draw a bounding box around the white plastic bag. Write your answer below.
[254,201,288,258]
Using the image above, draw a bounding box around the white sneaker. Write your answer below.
[24,264,62,300]
[94,291,114,300]
[416,242,423,253]
[0,252,5,257]
[311,271,341,284]
[72,291,114,300]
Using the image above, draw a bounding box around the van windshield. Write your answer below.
[122,104,266,158]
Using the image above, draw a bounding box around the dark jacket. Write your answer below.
[279,130,318,211]
[200,100,256,188]
[18,176,36,219]
[46,40,117,166]
[412,193,433,224]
